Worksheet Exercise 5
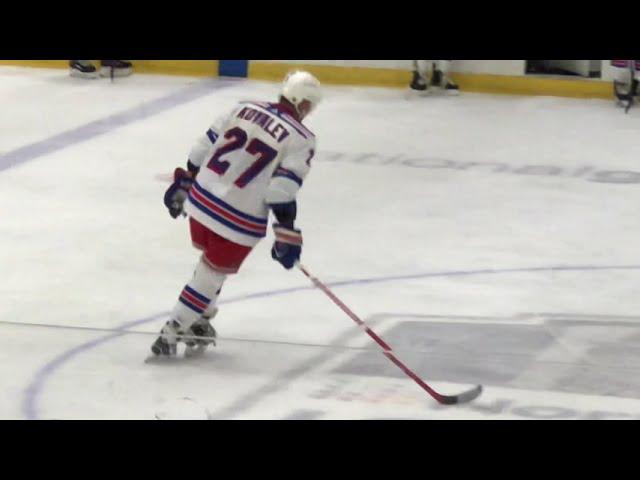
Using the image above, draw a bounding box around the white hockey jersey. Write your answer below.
[184,101,316,247]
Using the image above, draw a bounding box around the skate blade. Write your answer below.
[184,345,208,358]
[404,88,433,100]
[144,354,178,364]
[428,86,460,96]
[145,347,213,363]
[414,88,435,97]
[70,70,99,80]
[406,88,459,98]
[100,67,133,78]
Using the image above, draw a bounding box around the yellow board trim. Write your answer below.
[249,61,613,100]
[0,60,219,77]
[249,62,409,88]
[454,72,612,99]
[0,60,614,99]
[131,61,218,77]
[0,60,69,69]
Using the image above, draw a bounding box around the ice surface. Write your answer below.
[2,66,640,419]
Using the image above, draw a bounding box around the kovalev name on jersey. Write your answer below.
[184,100,316,247]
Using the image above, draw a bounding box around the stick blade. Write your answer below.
[437,385,483,405]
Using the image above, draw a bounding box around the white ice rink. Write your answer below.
[2,66,640,419]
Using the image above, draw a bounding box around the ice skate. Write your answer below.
[410,70,428,91]
[69,60,99,79]
[431,69,460,95]
[100,60,133,78]
[150,319,183,358]
[184,315,217,357]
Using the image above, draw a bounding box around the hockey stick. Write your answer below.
[296,263,483,405]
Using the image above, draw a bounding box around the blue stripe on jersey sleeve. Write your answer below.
[273,168,303,186]
[206,129,219,144]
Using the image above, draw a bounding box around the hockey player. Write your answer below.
[410,60,459,94]
[611,60,639,112]
[152,71,322,357]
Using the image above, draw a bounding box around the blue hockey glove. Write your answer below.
[163,167,194,219]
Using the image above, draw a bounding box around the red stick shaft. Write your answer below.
[296,263,446,403]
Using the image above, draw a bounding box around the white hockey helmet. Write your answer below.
[281,70,322,115]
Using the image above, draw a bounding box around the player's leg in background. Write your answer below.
[69,60,99,79]
[612,60,637,111]
[99,60,133,78]
[433,60,459,94]
[410,60,429,91]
